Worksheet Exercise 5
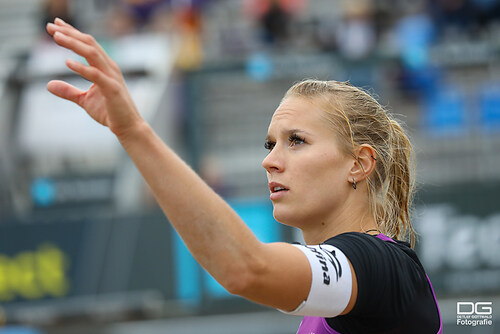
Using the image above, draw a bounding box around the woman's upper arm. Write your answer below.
[238,242,357,317]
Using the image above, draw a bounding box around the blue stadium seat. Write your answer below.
[422,85,467,136]
[479,82,500,132]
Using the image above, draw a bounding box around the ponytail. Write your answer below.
[382,119,416,247]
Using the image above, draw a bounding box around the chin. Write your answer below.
[272,208,305,229]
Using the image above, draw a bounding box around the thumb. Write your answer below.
[47,80,84,106]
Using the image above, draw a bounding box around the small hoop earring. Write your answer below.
[352,178,357,190]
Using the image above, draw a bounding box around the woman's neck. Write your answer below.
[301,197,377,245]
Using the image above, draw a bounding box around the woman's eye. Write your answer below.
[264,141,275,151]
[289,134,305,147]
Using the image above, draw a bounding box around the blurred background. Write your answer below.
[0,0,499,333]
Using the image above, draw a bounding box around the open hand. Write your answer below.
[46,18,144,137]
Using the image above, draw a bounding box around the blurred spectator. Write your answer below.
[41,0,75,29]
[470,0,500,32]
[395,1,435,71]
[260,0,291,45]
[244,0,306,47]
[314,15,339,51]
[432,0,474,38]
[108,0,171,36]
[107,0,205,70]
[336,0,376,59]
[243,0,306,19]
[172,1,204,70]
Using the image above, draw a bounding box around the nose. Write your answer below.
[262,147,284,174]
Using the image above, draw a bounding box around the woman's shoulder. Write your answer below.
[325,232,414,253]
[323,231,425,274]
[322,232,439,332]
[325,231,408,245]
[322,232,431,306]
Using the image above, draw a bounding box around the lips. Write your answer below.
[269,182,288,193]
[268,182,289,200]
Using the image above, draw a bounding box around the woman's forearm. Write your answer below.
[118,121,265,292]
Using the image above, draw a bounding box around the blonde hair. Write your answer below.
[284,79,416,247]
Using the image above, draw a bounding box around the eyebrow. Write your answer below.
[265,128,311,141]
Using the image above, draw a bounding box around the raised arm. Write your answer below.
[45,19,356,314]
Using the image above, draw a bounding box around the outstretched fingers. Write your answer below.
[51,30,110,75]
[46,18,125,99]
[65,59,116,92]
[46,19,119,76]
[46,18,142,134]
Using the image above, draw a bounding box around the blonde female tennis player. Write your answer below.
[46,18,441,333]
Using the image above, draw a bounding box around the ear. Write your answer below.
[348,144,377,184]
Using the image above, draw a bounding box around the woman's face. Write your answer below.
[262,96,354,228]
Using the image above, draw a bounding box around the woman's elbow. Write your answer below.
[222,258,266,297]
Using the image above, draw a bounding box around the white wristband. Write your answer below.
[279,244,352,317]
